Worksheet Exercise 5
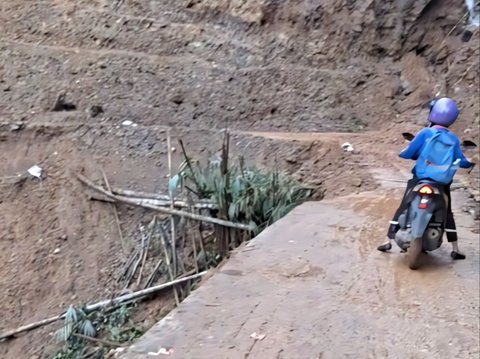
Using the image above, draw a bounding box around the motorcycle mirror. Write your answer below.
[462,140,477,150]
[402,132,415,141]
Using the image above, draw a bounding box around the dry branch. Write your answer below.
[158,217,180,306]
[144,259,163,289]
[191,230,200,274]
[0,315,63,342]
[187,193,200,274]
[75,173,253,231]
[137,235,150,287]
[110,189,215,206]
[102,170,127,252]
[111,188,172,200]
[118,247,140,284]
[73,333,122,348]
[91,194,215,209]
[167,130,178,278]
[85,271,207,311]
[0,271,207,341]
[130,233,145,288]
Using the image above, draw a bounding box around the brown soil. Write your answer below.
[0,1,478,358]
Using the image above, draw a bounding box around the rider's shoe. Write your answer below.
[377,240,392,252]
[451,242,466,260]
[451,251,466,260]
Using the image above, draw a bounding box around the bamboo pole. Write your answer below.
[111,188,172,200]
[110,188,215,206]
[83,271,207,312]
[144,259,163,289]
[90,194,217,210]
[0,315,64,342]
[101,170,127,252]
[75,173,253,231]
[187,193,200,274]
[167,130,177,277]
[0,271,207,341]
[158,217,180,306]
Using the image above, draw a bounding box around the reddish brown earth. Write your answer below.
[0,0,478,358]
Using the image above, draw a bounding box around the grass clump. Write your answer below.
[171,133,311,256]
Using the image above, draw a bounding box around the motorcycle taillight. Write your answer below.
[418,184,434,195]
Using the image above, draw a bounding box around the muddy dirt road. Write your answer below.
[118,189,479,359]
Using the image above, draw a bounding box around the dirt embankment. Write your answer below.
[0,0,478,358]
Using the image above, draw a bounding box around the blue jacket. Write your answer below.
[400,126,472,177]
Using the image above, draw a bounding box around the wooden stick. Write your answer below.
[167,130,177,278]
[192,228,200,274]
[132,232,146,288]
[179,138,201,191]
[179,180,188,251]
[198,222,207,269]
[90,194,217,209]
[144,259,163,289]
[187,193,200,274]
[75,173,253,231]
[0,271,207,341]
[89,194,115,203]
[83,271,207,312]
[0,315,64,341]
[111,188,172,200]
[101,170,127,252]
[176,268,198,279]
[158,217,180,306]
[111,188,214,205]
[81,349,102,359]
[117,247,139,284]
[137,218,155,287]
[177,248,187,278]
[73,333,122,348]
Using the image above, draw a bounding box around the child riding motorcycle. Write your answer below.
[377,97,474,259]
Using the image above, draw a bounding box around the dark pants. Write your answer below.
[388,178,457,242]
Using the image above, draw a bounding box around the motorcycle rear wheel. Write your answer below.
[408,237,423,270]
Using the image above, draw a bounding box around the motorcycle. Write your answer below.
[393,132,477,270]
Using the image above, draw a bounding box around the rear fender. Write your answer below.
[408,196,434,238]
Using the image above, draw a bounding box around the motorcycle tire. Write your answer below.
[408,237,423,270]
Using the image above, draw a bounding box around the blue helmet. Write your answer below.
[428,97,459,127]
